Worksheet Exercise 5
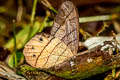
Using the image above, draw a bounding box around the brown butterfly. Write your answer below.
[23,1,79,69]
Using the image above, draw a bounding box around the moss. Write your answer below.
[19,65,38,73]
[49,65,111,79]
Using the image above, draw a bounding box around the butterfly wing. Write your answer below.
[51,1,79,54]
[23,1,79,69]
[23,33,73,69]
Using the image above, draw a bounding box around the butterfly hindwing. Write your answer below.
[23,33,73,68]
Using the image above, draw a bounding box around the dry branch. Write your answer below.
[0,62,26,80]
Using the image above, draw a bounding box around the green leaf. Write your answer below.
[8,53,15,68]
[30,21,40,37]
[4,21,40,51]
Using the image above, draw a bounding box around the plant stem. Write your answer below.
[49,7,58,13]
[39,10,50,32]
[40,0,58,14]
[27,0,38,41]
[13,20,17,67]
[31,0,38,25]
[79,14,118,23]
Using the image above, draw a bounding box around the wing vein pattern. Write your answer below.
[51,1,79,54]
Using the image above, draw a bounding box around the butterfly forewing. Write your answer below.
[51,1,79,54]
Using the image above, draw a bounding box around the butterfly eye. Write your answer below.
[33,54,36,57]
[39,37,43,41]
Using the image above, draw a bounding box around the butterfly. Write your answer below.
[23,1,79,69]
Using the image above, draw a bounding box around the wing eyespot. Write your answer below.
[32,46,34,49]
[33,54,36,57]
[39,37,43,41]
